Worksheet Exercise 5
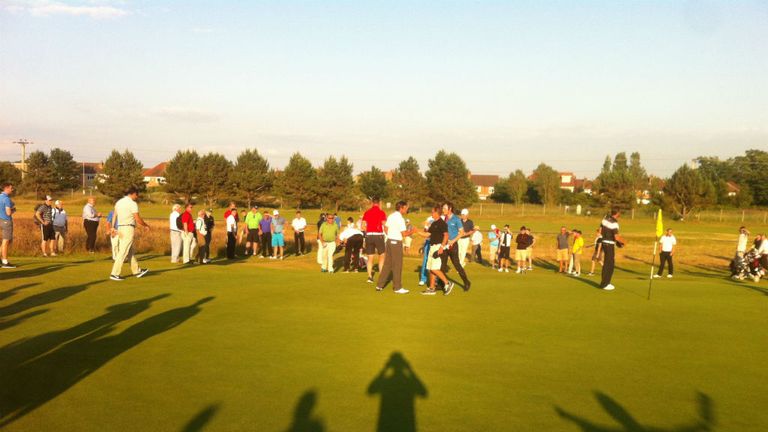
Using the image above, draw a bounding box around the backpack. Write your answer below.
[176,214,184,230]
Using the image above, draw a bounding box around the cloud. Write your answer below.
[2,1,130,19]
[151,107,220,123]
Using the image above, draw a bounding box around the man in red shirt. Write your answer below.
[223,201,239,222]
[362,197,388,283]
[181,203,197,264]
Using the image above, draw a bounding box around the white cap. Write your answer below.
[45,195,53,201]
[491,224,497,230]
[273,210,279,215]
[460,208,469,216]
[54,200,62,205]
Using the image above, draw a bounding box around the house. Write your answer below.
[726,181,740,197]
[470,174,500,201]
[574,178,593,195]
[82,162,104,188]
[143,162,168,187]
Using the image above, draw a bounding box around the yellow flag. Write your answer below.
[655,209,664,239]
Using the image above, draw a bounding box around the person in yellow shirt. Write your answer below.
[571,230,584,277]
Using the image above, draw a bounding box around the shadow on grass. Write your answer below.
[181,403,220,432]
[0,263,72,281]
[0,281,94,319]
[0,295,213,427]
[0,309,48,331]
[533,258,558,272]
[555,391,715,432]
[285,390,325,432]
[368,352,428,432]
[0,282,40,301]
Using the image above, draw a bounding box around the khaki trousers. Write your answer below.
[319,241,336,271]
[111,226,139,276]
[458,237,470,266]
[182,231,197,263]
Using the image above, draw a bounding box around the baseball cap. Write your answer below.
[54,200,61,205]
[273,210,279,215]
[45,195,53,201]
[490,224,496,230]
[251,204,259,209]
[460,208,469,216]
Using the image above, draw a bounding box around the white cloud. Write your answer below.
[151,107,220,123]
[2,1,130,19]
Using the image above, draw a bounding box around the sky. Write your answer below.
[1,0,766,178]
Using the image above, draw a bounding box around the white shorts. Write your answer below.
[426,244,443,271]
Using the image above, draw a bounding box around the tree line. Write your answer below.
[2,147,766,219]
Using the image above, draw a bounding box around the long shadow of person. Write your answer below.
[0,296,213,427]
[284,390,325,432]
[367,352,428,432]
[555,391,715,432]
[180,403,220,432]
[0,281,93,319]
[0,282,40,301]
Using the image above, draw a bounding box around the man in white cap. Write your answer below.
[488,225,500,269]
[458,208,475,266]
[470,224,483,264]
[271,209,286,260]
[34,195,56,257]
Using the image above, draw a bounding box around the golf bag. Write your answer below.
[730,249,761,281]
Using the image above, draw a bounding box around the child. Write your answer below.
[571,230,584,276]
[588,227,603,276]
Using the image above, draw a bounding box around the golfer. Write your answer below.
[244,205,262,257]
[35,195,56,257]
[599,207,625,291]
[376,201,413,294]
[441,202,471,290]
[271,210,286,260]
[0,182,16,268]
[362,198,387,284]
[414,205,454,295]
[292,211,307,256]
[109,187,150,281]
[317,213,340,273]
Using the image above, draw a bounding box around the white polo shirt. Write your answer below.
[660,235,677,252]
[115,196,138,227]
[292,217,307,232]
[385,211,407,241]
[170,211,180,232]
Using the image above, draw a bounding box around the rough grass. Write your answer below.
[1,252,767,431]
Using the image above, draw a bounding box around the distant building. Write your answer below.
[574,178,593,195]
[726,181,740,197]
[559,172,576,192]
[470,174,500,201]
[143,162,168,187]
[13,161,103,189]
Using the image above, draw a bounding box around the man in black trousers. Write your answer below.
[599,207,625,291]
[440,202,471,291]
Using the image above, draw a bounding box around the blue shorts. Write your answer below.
[271,232,285,247]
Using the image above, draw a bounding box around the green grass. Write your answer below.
[1,252,767,431]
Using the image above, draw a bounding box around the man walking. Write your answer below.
[109,187,150,281]
[362,198,387,283]
[457,208,475,266]
[317,213,340,273]
[376,201,413,294]
[0,182,16,268]
[415,206,454,296]
[654,228,677,279]
[556,226,571,273]
[441,202,471,290]
[35,195,56,257]
[599,207,625,291]
[292,211,307,256]
[52,200,68,254]
[181,203,197,264]
[271,210,286,260]
[226,206,238,259]
[244,205,262,257]
[82,197,101,253]
[169,204,182,263]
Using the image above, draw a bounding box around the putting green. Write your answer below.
[1,254,766,431]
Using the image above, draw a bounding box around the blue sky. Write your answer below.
[1,0,766,177]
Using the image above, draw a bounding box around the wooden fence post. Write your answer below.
[719,209,723,222]
[479,204,483,217]
[501,203,504,216]
[742,210,746,223]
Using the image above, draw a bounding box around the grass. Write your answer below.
[1,250,767,431]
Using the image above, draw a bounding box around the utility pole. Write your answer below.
[13,139,33,180]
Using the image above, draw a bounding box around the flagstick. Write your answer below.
[648,239,658,300]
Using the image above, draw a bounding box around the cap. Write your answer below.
[273,210,279,215]
[251,204,259,209]
[490,224,496,230]
[54,200,61,205]
[45,195,53,201]
[460,208,469,216]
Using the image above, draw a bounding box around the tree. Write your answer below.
[628,152,649,192]
[24,151,57,198]
[489,180,512,203]
[594,153,636,209]
[198,152,233,208]
[390,157,428,208]
[0,162,22,189]
[531,163,560,206]
[101,150,145,200]
[164,150,201,203]
[508,170,528,204]
[663,164,716,220]
[424,150,477,208]
[732,149,768,206]
[230,149,272,208]
[358,166,389,201]
[276,153,319,209]
[49,148,81,191]
[317,156,355,211]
